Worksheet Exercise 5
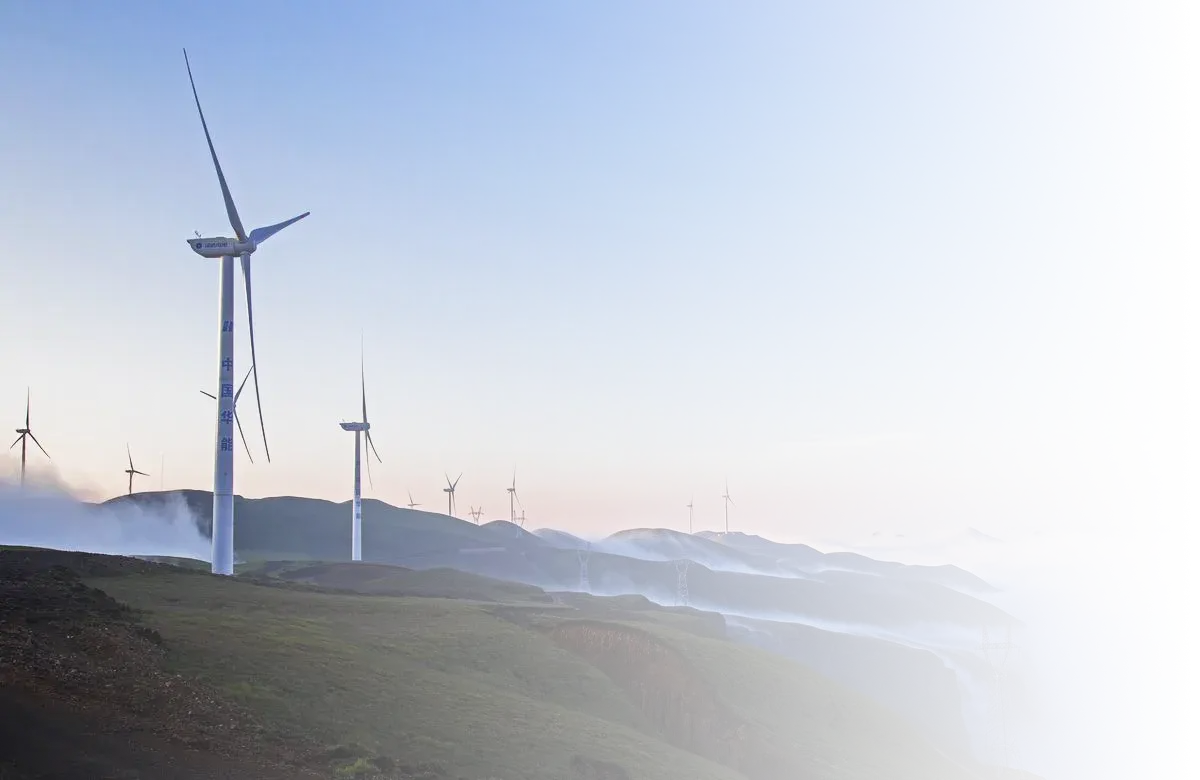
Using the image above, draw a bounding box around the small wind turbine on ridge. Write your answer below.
[507,471,521,525]
[183,49,309,576]
[406,490,421,510]
[687,495,694,534]
[443,473,462,518]
[124,444,149,496]
[339,342,382,562]
[9,388,50,487]
[722,480,734,534]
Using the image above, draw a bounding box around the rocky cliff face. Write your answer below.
[549,620,792,780]
[725,615,973,759]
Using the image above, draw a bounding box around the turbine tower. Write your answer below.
[183,50,309,576]
[339,346,382,562]
[123,444,149,496]
[443,473,462,518]
[722,480,734,534]
[9,388,50,487]
[686,496,694,534]
[200,363,256,462]
[406,490,421,510]
[468,506,483,524]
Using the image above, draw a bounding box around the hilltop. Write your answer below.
[0,547,993,780]
[101,492,1005,630]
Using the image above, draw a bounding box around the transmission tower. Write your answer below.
[577,545,591,592]
[981,624,1017,771]
[674,559,690,606]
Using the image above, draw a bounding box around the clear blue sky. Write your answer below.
[2,1,1197,542]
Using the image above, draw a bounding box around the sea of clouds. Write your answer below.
[0,478,210,561]
[830,523,1195,777]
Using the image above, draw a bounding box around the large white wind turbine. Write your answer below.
[443,473,462,518]
[339,349,382,562]
[9,389,50,487]
[183,50,308,575]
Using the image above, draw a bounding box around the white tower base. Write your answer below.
[211,254,237,576]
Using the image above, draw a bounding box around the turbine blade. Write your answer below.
[9,433,23,450]
[248,212,309,246]
[241,254,270,463]
[127,443,134,470]
[366,430,381,463]
[233,410,255,464]
[365,443,374,490]
[235,363,254,403]
[183,49,247,242]
[25,387,30,429]
[453,472,462,490]
[134,470,149,477]
[29,433,50,460]
[361,347,368,426]
[200,390,217,400]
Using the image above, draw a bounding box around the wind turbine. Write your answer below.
[406,490,421,510]
[339,346,381,562]
[124,444,149,496]
[9,388,49,487]
[183,50,308,575]
[443,473,462,518]
[200,364,256,463]
[687,495,694,534]
[722,480,734,534]
[507,472,520,524]
[468,506,483,524]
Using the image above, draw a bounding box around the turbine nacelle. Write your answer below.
[188,236,255,258]
[340,421,370,432]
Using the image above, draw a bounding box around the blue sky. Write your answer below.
[2,1,1197,541]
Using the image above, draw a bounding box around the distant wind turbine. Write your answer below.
[468,506,483,524]
[183,49,309,576]
[687,496,694,534]
[443,473,462,518]
[200,364,256,462]
[124,444,149,496]
[722,480,735,534]
[507,472,521,524]
[9,388,50,487]
[406,490,421,510]
[339,345,382,562]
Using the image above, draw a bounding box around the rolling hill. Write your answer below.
[1,547,996,780]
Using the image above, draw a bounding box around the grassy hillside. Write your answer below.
[657,624,974,777]
[0,547,984,777]
[100,571,709,780]
[75,556,974,772]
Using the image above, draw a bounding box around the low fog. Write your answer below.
[0,479,209,561]
[834,525,1198,780]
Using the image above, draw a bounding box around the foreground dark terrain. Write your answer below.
[0,547,1008,780]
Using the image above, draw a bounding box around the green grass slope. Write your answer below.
[96,567,740,780]
[657,624,974,777]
